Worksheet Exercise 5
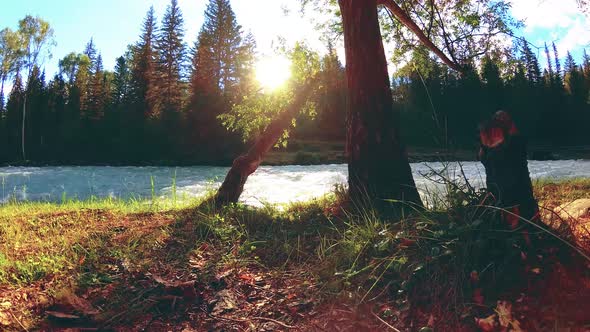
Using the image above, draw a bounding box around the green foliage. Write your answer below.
[0,28,22,84]
[59,52,90,83]
[301,0,518,71]
[218,42,322,144]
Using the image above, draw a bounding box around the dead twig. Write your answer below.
[9,310,29,332]
[371,311,402,332]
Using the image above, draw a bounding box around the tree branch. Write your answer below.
[377,0,464,72]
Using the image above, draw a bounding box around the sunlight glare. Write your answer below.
[255,56,292,91]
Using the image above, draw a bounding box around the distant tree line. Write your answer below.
[394,42,590,148]
[0,0,589,165]
[0,0,347,165]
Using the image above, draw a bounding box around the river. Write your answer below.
[1,160,589,206]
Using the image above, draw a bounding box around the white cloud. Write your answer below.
[511,0,589,63]
[554,18,590,56]
[511,0,581,31]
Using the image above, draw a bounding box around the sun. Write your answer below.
[255,55,292,91]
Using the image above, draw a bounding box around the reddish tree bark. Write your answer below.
[339,0,423,211]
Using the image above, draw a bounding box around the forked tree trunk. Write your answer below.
[338,0,423,212]
[208,85,313,207]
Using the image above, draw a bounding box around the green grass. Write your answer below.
[0,179,588,330]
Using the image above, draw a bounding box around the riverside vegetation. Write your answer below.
[0,178,589,331]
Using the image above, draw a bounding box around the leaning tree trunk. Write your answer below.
[208,84,313,207]
[338,0,423,212]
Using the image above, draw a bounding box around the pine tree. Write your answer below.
[582,50,590,78]
[187,0,255,162]
[552,42,563,87]
[564,51,587,109]
[5,73,24,160]
[112,56,131,107]
[46,74,67,157]
[126,7,159,161]
[156,0,186,114]
[544,43,554,86]
[581,50,590,97]
[87,54,106,121]
[131,7,158,118]
[316,42,346,139]
[84,38,98,71]
[25,67,48,160]
[192,0,255,99]
[481,56,503,111]
[521,41,542,86]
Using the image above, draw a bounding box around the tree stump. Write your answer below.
[479,111,539,243]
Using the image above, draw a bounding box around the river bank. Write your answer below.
[3,140,590,167]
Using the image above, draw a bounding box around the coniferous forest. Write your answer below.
[3,1,590,331]
[1,0,589,165]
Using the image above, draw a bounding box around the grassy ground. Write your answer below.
[0,179,589,331]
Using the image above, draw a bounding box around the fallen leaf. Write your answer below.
[210,290,237,316]
[475,314,497,331]
[496,301,523,332]
[239,273,255,284]
[0,311,11,326]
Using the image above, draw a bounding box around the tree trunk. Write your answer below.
[338,0,423,212]
[479,111,539,233]
[208,84,313,207]
[0,76,5,110]
[22,93,27,161]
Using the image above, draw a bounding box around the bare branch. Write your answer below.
[377,0,464,72]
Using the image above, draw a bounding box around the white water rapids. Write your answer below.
[1,160,589,206]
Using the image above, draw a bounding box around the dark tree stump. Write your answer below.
[479,111,539,242]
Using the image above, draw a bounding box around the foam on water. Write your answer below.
[1,160,589,205]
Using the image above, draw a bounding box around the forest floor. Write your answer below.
[0,179,590,331]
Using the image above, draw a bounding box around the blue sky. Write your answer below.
[0,0,320,82]
[0,0,588,88]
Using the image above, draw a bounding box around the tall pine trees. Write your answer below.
[154,0,187,158]
[187,0,255,162]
